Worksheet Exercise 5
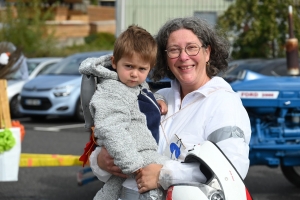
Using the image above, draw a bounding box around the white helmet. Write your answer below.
[166,141,252,200]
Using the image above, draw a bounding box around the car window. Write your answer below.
[266,60,300,76]
[35,62,57,76]
[27,61,41,75]
[40,54,102,76]
[257,61,285,76]
[222,61,266,82]
[222,59,277,82]
[41,56,82,75]
[228,63,265,75]
[39,52,111,76]
[7,58,29,80]
[223,58,300,83]
[271,65,289,76]
[255,59,299,76]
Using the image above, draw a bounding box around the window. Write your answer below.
[194,11,217,26]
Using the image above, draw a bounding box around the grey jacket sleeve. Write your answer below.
[90,89,144,174]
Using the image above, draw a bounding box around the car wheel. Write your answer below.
[281,164,300,188]
[74,98,84,122]
[10,95,23,118]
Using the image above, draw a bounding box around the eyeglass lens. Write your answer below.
[166,44,201,58]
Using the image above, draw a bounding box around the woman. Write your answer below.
[90,17,251,199]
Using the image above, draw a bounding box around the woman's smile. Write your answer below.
[178,65,195,71]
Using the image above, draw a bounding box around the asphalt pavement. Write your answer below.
[0,117,299,200]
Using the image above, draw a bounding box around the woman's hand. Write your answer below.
[135,164,163,193]
[97,147,128,178]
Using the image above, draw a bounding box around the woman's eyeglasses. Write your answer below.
[165,43,205,59]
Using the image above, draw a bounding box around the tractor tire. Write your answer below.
[281,164,300,188]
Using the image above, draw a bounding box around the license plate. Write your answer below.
[25,99,41,106]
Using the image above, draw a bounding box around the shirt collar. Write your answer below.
[170,77,233,98]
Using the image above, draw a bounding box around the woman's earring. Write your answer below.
[206,61,210,66]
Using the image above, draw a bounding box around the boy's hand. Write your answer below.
[157,100,168,115]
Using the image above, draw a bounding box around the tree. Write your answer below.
[217,0,300,59]
[0,0,57,57]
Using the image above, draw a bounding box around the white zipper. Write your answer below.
[140,90,161,113]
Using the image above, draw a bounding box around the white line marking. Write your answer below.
[34,127,60,132]
[34,124,84,132]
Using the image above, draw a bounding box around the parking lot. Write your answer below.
[0,117,299,200]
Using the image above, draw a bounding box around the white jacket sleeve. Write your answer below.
[158,160,207,190]
[216,137,250,179]
[89,147,112,182]
[158,137,249,190]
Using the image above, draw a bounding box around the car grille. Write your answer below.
[22,88,52,92]
[20,96,52,110]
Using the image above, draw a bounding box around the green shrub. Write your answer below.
[0,1,115,58]
[0,0,57,57]
[84,32,116,49]
[51,33,115,57]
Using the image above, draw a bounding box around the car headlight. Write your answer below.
[53,85,75,97]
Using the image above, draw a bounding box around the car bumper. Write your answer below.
[19,89,79,116]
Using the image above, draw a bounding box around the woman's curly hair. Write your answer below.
[151,17,230,81]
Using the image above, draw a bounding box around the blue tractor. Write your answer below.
[230,69,300,187]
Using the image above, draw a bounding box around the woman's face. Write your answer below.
[166,29,211,90]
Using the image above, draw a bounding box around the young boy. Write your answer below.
[79,25,169,200]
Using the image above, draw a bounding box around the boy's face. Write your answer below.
[111,53,151,88]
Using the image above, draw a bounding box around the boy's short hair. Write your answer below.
[113,25,157,68]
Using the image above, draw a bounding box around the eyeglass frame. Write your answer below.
[165,43,206,59]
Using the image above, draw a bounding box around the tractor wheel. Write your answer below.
[281,164,300,188]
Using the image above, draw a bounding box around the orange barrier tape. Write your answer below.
[20,153,82,167]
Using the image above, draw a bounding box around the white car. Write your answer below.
[8,57,62,118]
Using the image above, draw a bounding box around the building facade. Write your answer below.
[115,0,234,37]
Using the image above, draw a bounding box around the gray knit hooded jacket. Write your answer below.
[79,55,168,200]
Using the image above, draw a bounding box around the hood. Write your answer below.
[78,55,117,80]
[23,75,80,90]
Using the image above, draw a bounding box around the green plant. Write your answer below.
[47,33,115,57]
[218,0,300,59]
[84,32,116,49]
[0,1,115,58]
[90,0,99,6]
[0,129,16,153]
[0,0,58,57]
